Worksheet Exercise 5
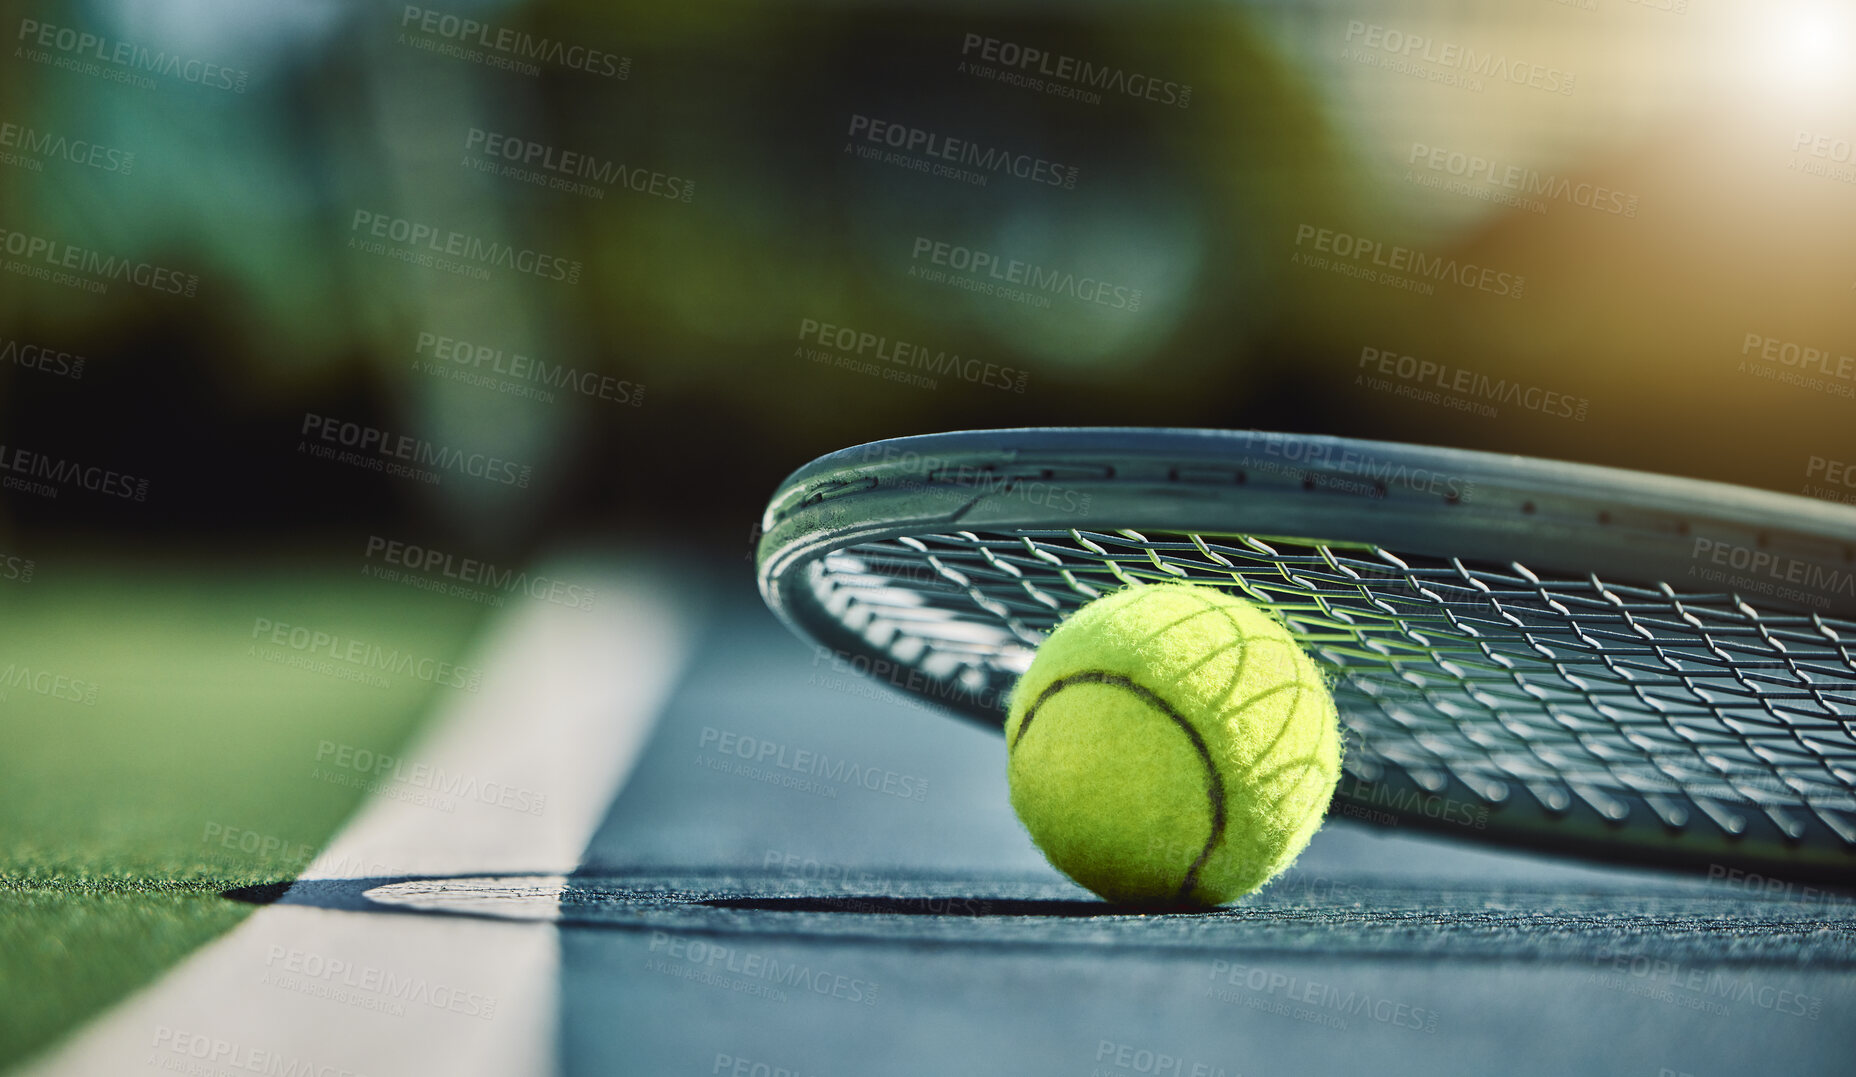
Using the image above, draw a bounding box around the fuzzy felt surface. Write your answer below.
[1005,582,1342,906]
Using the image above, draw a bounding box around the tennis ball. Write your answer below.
[1005,582,1342,907]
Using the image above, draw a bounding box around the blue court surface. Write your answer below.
[553,594,1854,1077]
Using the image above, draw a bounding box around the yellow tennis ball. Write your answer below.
[1005,582,1342,907]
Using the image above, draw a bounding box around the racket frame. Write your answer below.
[758,428,1856,882]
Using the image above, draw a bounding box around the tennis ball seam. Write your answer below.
[1014,669,1226,903]
[1125,586,1261,707]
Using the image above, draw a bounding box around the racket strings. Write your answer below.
[809,528,1856,847]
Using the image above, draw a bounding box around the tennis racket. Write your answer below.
[756,428,1856,883]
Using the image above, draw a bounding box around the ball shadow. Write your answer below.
[701,895,1210,917]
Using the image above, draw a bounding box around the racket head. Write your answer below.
[757,428,1856,883]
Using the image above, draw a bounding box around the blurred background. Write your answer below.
[2,0,1852,562]
[5,0,1856,1068]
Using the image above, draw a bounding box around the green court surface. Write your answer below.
[0,558,487,1069]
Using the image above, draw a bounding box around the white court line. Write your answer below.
[28,563,697,1077]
